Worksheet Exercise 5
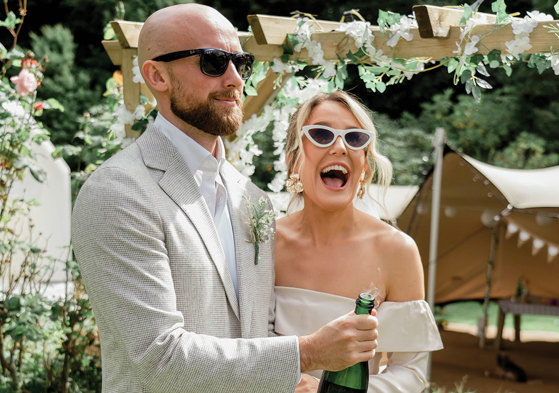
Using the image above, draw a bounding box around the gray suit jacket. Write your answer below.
[72,125,299,392]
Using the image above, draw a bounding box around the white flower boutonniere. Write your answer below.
[246,196,275,265]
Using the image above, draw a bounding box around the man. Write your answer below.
[72,4,378,392]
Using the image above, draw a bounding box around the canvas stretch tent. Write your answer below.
[397,146,559,305]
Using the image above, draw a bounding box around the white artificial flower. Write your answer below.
[271,58,298,74]
[322,61,337,78]
[132,56,145,84]
[512,16,538,35]
[294,18,313,52]
[453,41,462,55]
[464,35,480,55]
[268,173,286,193]
[115,104,135,124]
[505,34,532,58]
[133,104,145,120]
[550,53,559,75]
[526,10,553,22]
[386,15,416,47]
[109,122,126,139]
[307,40,326,65]
[336,21,374,48]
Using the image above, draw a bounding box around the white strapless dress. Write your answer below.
[275,286,444,392]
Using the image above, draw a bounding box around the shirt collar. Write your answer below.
[154,113,226,177]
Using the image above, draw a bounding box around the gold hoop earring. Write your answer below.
[286,173,304,193]
[357,178,365,199]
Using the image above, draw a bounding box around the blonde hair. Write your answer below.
[285,90,392,201]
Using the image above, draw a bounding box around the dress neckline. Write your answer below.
[275,285,355,301]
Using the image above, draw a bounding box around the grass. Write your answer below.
[436,301,559,333]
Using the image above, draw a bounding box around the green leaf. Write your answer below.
[365,81,376,92]
[244,84,258,96]
[359,73,378,82]
[346,50,358,63]
[5,295,21,311]
[555,0,559,14]
[472,85,481,102]
[447,58,459,73]
[535,57,549,74]
[287,34,299,50]
[476,78,492,89]
[503,64,512,76]
[282,43,293,56]
[354,47,367,58]
[29,166,46,183]
[487,49,502,68]
[337,64,348,79]
[460,69,472,84]
[367,66,389,74]
[460,5,473,25]
[103,23,116,40]
[376,81,387,93]
[491,0,509,23]
[45,98,65,112]
[0,11,21,29]
[470,54,484,65]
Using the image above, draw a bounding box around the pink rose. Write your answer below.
[33,102,43,110]
[10,68,38,96]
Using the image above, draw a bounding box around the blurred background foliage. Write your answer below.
[2,0,559,188]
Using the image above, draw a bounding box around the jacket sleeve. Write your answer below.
[72,165,299,393]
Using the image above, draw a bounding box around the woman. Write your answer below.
[274,90,443,392]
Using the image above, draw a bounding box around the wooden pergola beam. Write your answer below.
[247,14,380,45]
[413,5,497,38]
[111,20,143,48]
[103,12,559,136]
[246,14,559,62]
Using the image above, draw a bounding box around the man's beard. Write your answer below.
[170,84,243,137]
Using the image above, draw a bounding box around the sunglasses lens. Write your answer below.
[201,50,229,76]
[307,128,335,146]
[233,53,254,79]
[345,131,371,148]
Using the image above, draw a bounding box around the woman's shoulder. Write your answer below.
[358,211,417,252]
[357,211,424,301]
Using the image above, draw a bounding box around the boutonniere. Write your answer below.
[245,196,275,265]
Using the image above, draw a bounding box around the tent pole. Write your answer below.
[479,220,500,348]
[427,127,445,309]
[425,127,445,391]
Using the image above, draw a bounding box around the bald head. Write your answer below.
[138,4,239,70]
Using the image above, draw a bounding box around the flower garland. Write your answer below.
[223,3,559,192]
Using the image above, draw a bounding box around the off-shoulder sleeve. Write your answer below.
[367,300,443,392]
[376,300,443,353]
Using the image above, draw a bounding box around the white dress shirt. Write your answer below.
[155,114,238,297]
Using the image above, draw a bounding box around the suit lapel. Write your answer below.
[221,162,257,336]
[137,126,239,318]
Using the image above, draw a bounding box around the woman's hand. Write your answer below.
[295,373,320,393]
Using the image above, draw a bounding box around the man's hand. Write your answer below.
[295,373,319,393]
[298,310,378,372]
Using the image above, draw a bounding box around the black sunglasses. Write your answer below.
[152,48,254,80]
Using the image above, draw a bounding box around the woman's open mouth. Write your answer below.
[320,164,349,189]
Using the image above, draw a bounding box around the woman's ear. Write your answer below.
[142,60,170,93]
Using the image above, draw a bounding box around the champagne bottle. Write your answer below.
[317,293,375,393]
